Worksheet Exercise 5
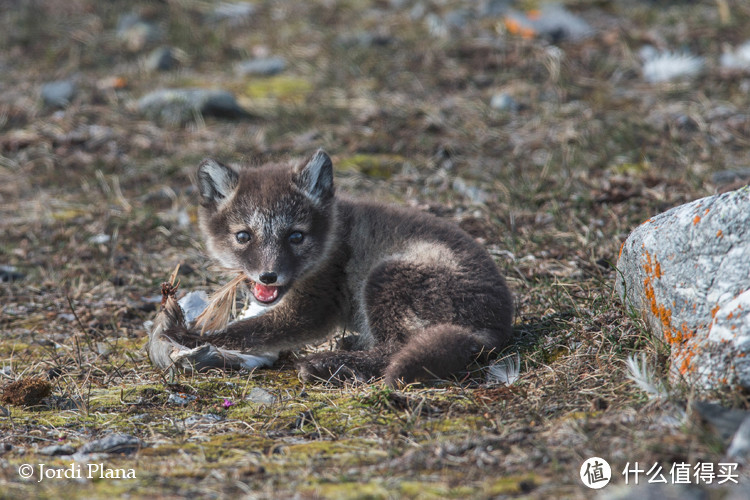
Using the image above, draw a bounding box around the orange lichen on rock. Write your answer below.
[716,229,723,238]
[504,18,536,38]
[711,304,721,319]
[693,215,701,225]
[641,250,696,357]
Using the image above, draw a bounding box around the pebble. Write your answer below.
[235,56,287,76]
[116,12,162,52]
[78,433,141,455]
[168,392,197,405]
[145,46,181,72]
[137,88,252,125]
[184,413,224,426]
[0,264,25,283]
[490,92,519,111]
[39,444,76,456]
[246,387,277,405]
[208,2,256,25]
[41,80,76,108]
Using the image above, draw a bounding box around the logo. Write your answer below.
[580,457,611,489]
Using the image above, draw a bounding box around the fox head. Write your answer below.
[196,150,335,305]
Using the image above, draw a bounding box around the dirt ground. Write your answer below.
[1,1,749,498]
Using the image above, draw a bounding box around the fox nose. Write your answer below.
[258,272,277,285]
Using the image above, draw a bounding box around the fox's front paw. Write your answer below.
[296,354,363,385]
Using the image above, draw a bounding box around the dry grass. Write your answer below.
[1,0,750,498]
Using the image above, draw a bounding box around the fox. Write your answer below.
[155,150,514,386]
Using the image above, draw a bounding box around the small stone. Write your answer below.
[145,46,181,72]
[41,80,75,108]
[479,0,512,17]
[490,93,519,111]
[116,12,162,52]
[0,265,24,283]
[137,88,252,125]
[79,433,141,455]
[39,444,76,456]
[235,56,287,76]
[246,387,277,405]
[208,2,256,25]
[504,5,592,42]
[727,415,750,462]
[336,32,392,48]
[443,9,471,30]
[168,392,197,405]
[184,413,224,426]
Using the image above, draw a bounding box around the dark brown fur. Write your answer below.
[164,150,514,386]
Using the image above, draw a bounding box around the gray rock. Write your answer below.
[616,187,750,390]
[727,414,750,462]
[41,80,75,108]
[184,413,224,426]
[692,401,750,442]
[336,32,393,48]
[208,2,256,25]
[137,88,252,125]
[0,264,25,283]
[39,444,76,456]
[490,93,519,112]
[246,387,277,405]
[168,392,197,405]
[145,46,181,72]
[116,12,162,52]
[79,433,141,455]
[712,168,750,186]
[505,5,593,42]
[235,56,287,76]
[478,0,512,17]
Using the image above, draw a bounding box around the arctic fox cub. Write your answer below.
[166,150,513,386]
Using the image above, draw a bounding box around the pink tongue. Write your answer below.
[253,283,279,303]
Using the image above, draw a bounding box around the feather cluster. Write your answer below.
[486,352,520,386]
[194,271,248,334]
[625,353,669,401]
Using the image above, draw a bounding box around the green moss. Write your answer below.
[302,480,390,500]
[337,154,405,179]
[244,76,313,103]
[483,474,538,496]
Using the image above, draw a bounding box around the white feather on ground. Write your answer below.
[625,353,669,400]
[641,48,704,83]
[721,40,750,71]
[486,352,520,386]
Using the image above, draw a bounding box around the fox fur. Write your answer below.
[162,150,514,386]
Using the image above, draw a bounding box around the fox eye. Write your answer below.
[289,231,304,245]
[235,231,251,244]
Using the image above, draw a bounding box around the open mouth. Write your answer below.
[246,279,284,305]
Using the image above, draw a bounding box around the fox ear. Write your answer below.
[197,159,239,205]
[293,149,334,204]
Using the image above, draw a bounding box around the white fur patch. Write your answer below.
[393,241,460,271]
